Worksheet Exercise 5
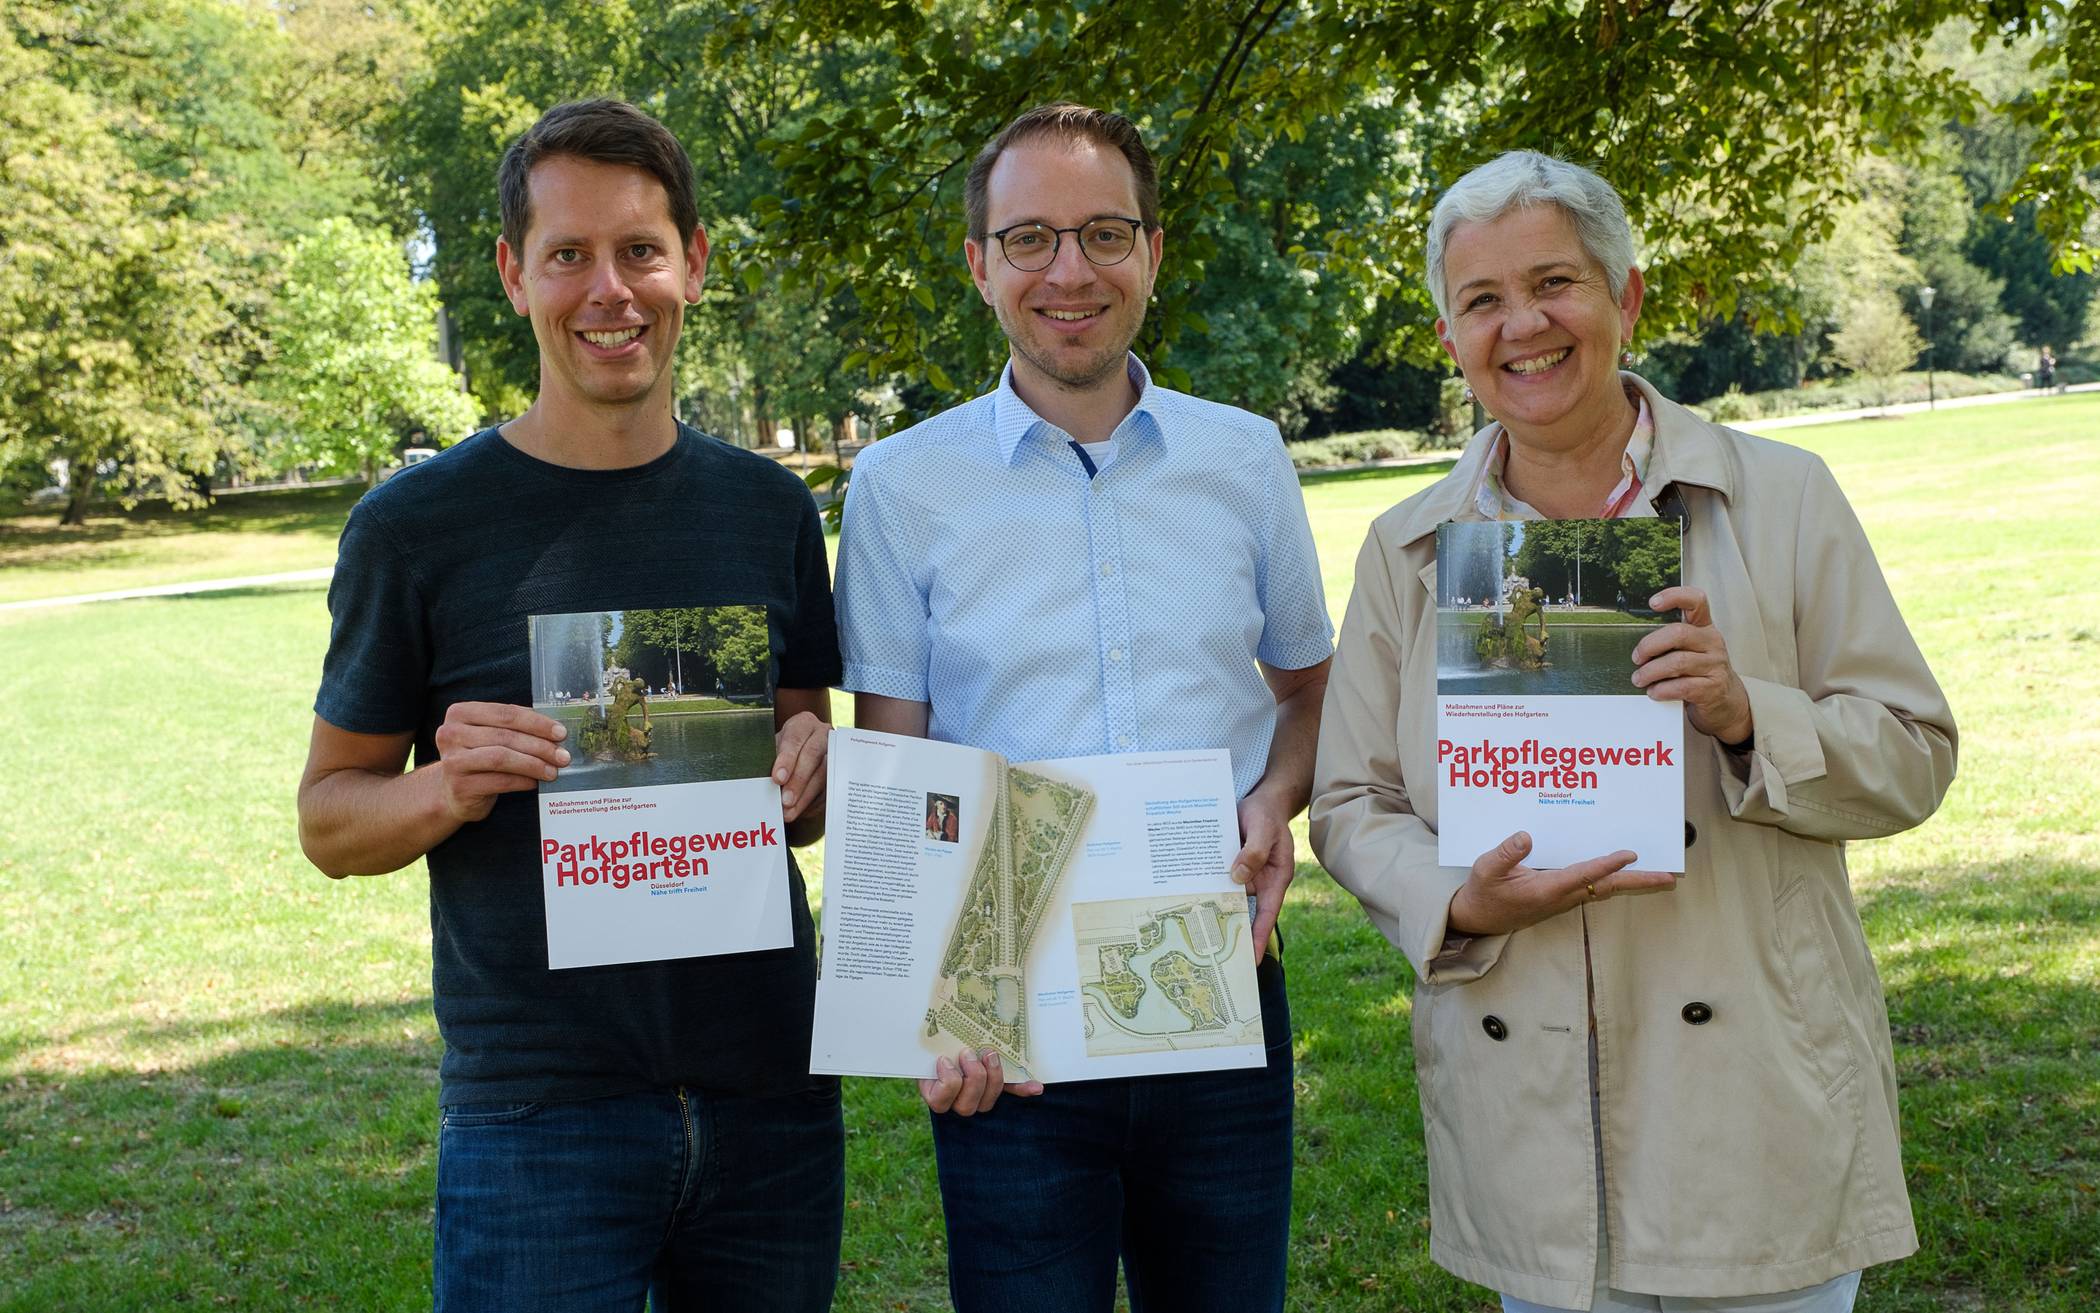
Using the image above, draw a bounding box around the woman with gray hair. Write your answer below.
[1311,151,1958,1312]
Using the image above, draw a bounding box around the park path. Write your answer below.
[0,566,334,614]
[1740,380,2097,430]
[8,382,2093,615]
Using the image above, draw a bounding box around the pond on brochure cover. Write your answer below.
[540,705,776,795]
[1435,622,1656,697]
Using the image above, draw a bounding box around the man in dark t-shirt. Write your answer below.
[297,100,843,1312]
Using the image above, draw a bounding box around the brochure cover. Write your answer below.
[527,606,791,969]
[811,730,1265,1083]
[1434,518,1686,872]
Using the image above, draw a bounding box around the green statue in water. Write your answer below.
[1475,585,1550,670]
[578,668,654,763]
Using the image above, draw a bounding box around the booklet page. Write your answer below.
[1017,750,1266,1082]
[812,729,1008,1076]
[812,735,1264,1082]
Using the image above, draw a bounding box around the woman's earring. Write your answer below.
[1461,385,1476,403]
[1620,349,1635,366]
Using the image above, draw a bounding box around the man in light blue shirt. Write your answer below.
[836,102,1333,1313]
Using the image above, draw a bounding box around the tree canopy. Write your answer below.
[0,0,439,521]
[0,20,253,523]
[263,218,481,479]
[750,0,2098,413]
[1513,518,1681,607]
[613,607,771,696]
[3,0,2098,522]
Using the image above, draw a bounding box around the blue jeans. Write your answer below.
[930,955,1294,1313]
[434,1080,843,1312]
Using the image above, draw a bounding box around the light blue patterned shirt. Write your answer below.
[837,355,1334,799]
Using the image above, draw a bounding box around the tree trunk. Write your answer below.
[61,478,93,527]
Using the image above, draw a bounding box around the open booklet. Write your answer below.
[1433,518,1685,871]
[811,730,1267,1083]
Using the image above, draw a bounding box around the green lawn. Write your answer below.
[2,394,2095,1309]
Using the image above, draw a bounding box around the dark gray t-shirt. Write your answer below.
[313,424,841,1105]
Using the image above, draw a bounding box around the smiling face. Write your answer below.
[964,138,1163,396]
[1435,204,1644,450]
[496,154,708,419]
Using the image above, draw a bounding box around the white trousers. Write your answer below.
[1498,1242,1862,1313]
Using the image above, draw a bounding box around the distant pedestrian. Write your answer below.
[2038,345,2057,393]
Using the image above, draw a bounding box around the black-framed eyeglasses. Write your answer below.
[988,217,1146,272]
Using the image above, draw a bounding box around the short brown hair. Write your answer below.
[498,99,699,252]
[964,103,1160,242]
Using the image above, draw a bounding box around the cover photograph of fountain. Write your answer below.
[525,606,792,969]
[1433,518,1687,872]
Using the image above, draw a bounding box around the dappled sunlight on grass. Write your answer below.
[1,1003,442,1305]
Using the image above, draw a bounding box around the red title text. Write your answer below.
[1438,738,1674,794]
[541,825,779,889]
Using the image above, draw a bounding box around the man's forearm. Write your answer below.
[299,764,462,878]
[855,693,931,738]
[1248,660,1330,818]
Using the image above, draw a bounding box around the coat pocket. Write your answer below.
[1772,880,1861,1101]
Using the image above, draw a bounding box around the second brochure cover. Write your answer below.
[1433,517,1686,872]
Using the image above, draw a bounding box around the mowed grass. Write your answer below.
[0,483,361,605]
[2,393,2096,1309]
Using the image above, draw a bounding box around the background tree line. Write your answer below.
[0,0,476,523]
[1643,24,2099,410]
[1512,520,1680,610]
[610,606,771,698]
[5,0,2097,525]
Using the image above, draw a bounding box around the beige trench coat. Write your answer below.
[1309,375,1957,1308]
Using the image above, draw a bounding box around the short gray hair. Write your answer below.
[1425,151,1637,327]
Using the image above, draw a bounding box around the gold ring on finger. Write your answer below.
[1585,880,1597,900]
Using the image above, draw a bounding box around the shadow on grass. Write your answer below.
[834,1078,951,1312]
[1270,871,1486,1312]
[1,996,440,1308]
[0,996,965,1312]
[0,996,432,1069]
[0,485,364,561]
[5,860,2085,1311]
[1277,860,2099,1313]
[1849,859,2100,1312]
[155,582,335,605]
